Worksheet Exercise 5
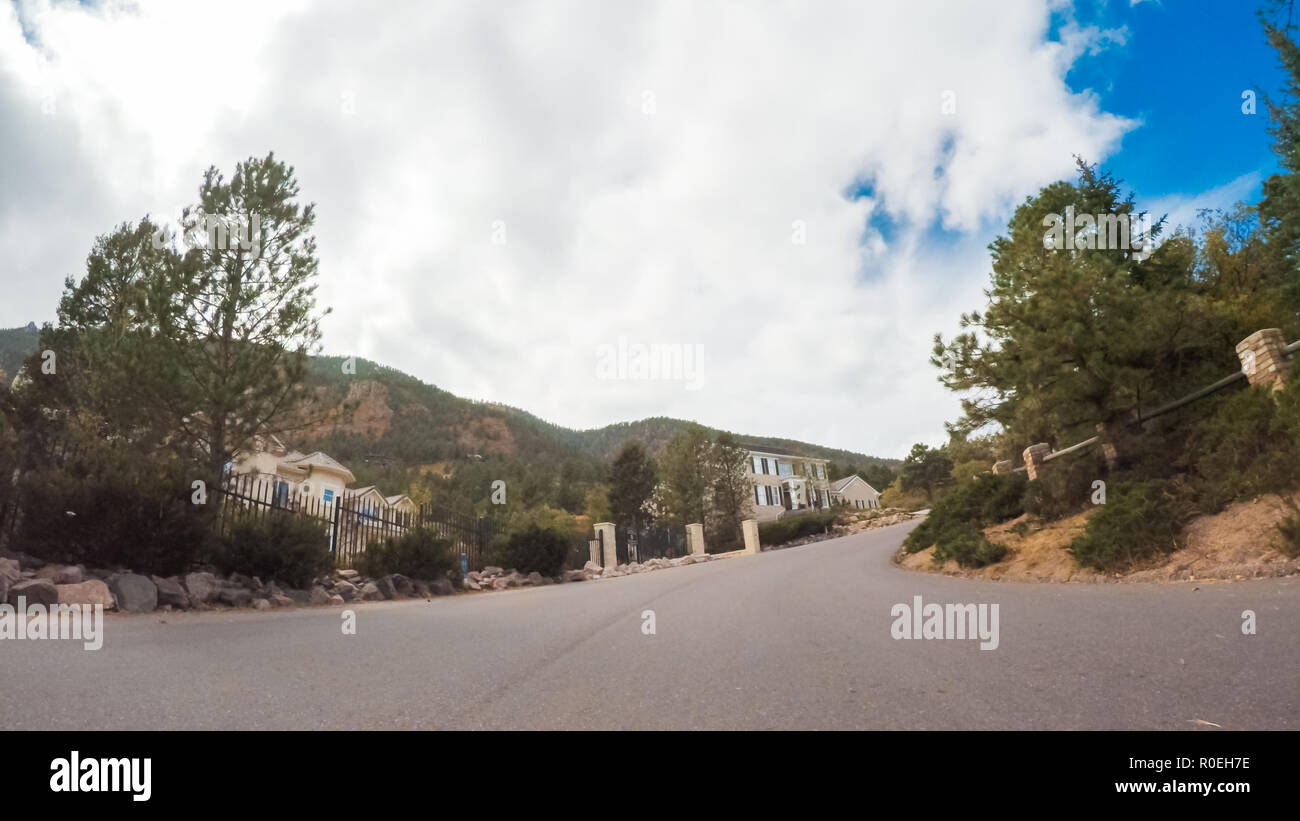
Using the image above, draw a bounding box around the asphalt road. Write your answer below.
[3,521,1297,729]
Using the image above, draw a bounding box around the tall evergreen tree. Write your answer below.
[608,441,657,531]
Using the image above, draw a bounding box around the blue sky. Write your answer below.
[1059,0,1280,208]
[0,1,1291,459]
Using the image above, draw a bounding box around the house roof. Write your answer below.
[830,474,879,495]
[284,451,356,483]
[385,494,413,506]
[741,445,830,462]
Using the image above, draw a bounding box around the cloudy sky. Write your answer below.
[0,0,1281,459]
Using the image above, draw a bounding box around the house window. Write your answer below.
[752,456,762,474]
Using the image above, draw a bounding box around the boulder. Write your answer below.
[334,581,359,602]
[108,574,157,613]
[561,569,587,583]
[36,564,84,585]
[360,581,383,601]
[8,578,58,607]
[151,576,191,610]
[428,578,455,596]
[328,594,345,606]
[491,577,509,590]
[272,594,295,608]
[56,580,115,608]
[465,571,482,583]
[376,575,398,600]
[336,568,360,581]
[482,566,504,577]
[391,574,415,597]
[464,579,482,590]
[285,588,311,604]
[582,561,603,575]
[309,586,333,606]
[253,598,273,611]
[526,571,545,586]
[184,572,222,605]
[412,580,431,598]
[0,557,21,586]
[218,586,252,608]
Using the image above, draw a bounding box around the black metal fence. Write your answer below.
[215,471,500,571]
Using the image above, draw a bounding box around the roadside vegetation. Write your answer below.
[899,7,1300,576]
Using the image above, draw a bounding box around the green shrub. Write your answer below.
[1181,386,1300,513]
[903,472,1026,559]
[14,456,213,576]
[354,527,457,581]
[1068,480,1186,571]
[211,511,334,588]
[931,524,1008,567]
[487,524,569,576]
[1021,451,1104,521]
[758,510,838,547]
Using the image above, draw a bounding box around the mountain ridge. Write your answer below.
[0,327,898,478]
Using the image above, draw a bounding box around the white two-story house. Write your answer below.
[745,448,833,522]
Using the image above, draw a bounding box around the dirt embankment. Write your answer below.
[895,493,1300,584]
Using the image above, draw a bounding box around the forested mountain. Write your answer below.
[0,330,897,509]
[0,323,39,379]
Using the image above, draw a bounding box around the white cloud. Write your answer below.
[1144,171,1263,237]
[0,0,1138,458]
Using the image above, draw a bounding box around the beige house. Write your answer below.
[830,474,881,510]
[228,435,412,524]
[746,448,833,522]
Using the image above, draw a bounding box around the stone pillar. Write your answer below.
[594,522,618,570]
[686,523,705,556]
[588,539,601,566]
[741,519,760,555]
[992,459,1013,475]
[1022,443,1051,482]
[1236,328,1291,390]
[1095,423,1118,471]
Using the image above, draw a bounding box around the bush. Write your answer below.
[903,472,1026,559]
[1181,386,1300,513]
[758,510,838,547]
[14,456,213,576]
[931,524,1007,567]
[1068,480,1187,571]
[487,524,569,577]
[1020,451,1105,521]
[354,527,458,581]
[211,512,334,588]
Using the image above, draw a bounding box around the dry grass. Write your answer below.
[895,492,1300,584]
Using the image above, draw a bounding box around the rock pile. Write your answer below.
[0,550,459,615]
[0,543,730,615]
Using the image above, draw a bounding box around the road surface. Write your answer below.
[3,521,1297,729]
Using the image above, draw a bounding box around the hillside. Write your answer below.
[0,328,898,482]
[0,323,39,380]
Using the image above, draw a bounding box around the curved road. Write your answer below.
[2,521,1297,729]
